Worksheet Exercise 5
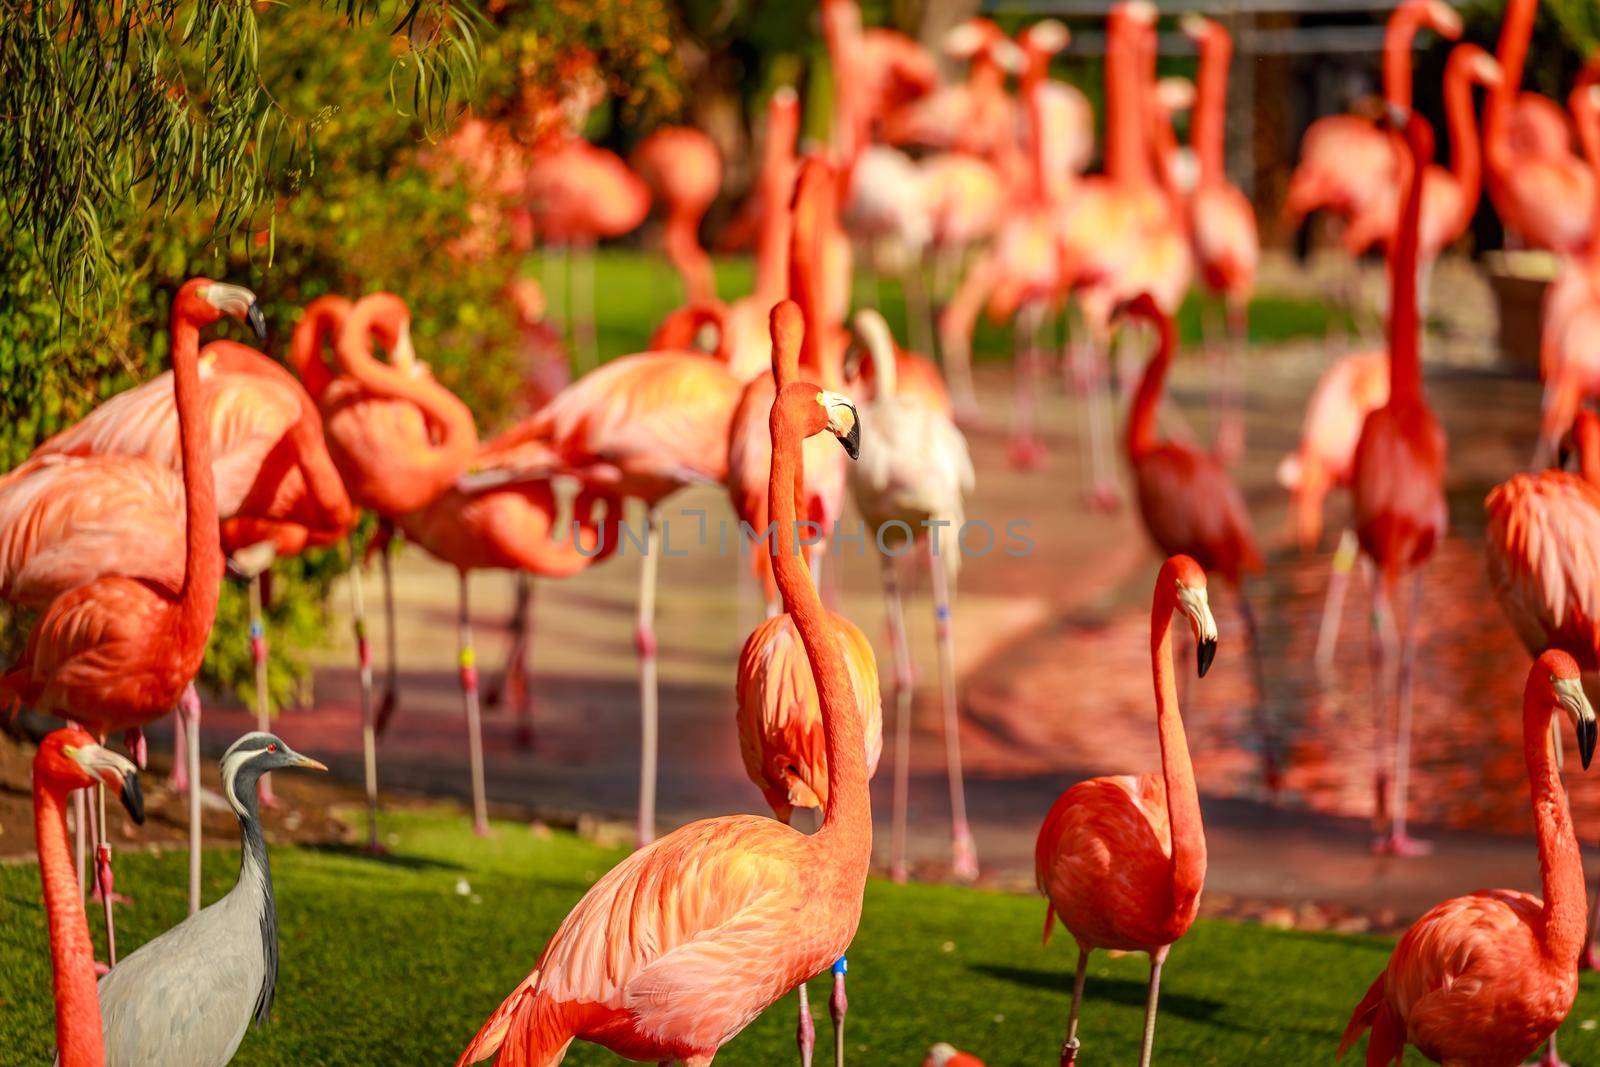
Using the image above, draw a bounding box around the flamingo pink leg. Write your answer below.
[1315,529,1360,677]
[376,534,401,736]
[1083,331,1121,512]
[179,683,202,914]
[882,555,914,884]
[1368,576,1399,849]
[929,548,977,881]
[1138,945,1170,1067]
[249,576,277,807]
[1236,590,1280,801]
[1008,302,1049,471]
[797,981,816,1067]
[1061,945,1089,1067]
[458,575,491,837]
[349,557,382,852]
[1523,1033,1569,1067]
[829,957,848,1067]
[489,573,538,751]
[637,508,663,848]
[1380,569,1430,856]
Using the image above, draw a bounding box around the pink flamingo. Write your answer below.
[1339,650,1595,1067]
[1350,110,1449,856]
[631,126,723,305]
[1278,351,1390,673]
[1179,15,1258,461]
[2,278,243,963]
[525,135,651,369]
[477,336,742,848]
[734,301,883,1066]
[456,307,866,1067]
[1486,0,1596,254]
[881,17,1022,166]
[393,463,622,833]
[33,727,144,1067]
[849,307,978,883]
[1037,555,1217,1067]
[1536,81,1600,466]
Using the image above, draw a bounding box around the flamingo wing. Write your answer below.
[1133,446,1261,580]
[852,397,973,566]
[1486,472,1600,666]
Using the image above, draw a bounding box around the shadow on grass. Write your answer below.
[969,964,1226,1023]
[300,842,466,872]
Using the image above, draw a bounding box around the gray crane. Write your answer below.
[95,732,326,1067]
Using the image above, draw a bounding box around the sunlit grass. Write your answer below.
[5,806,1600,1064]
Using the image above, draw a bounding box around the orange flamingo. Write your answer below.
[1536,81,1600,466]
[1036,555,1217,1067]
[881,17,1022,165]
[478,338,742,848]
[632,126,723,305]
[3,278,244,964]
[1118,292,1272,794]
[456,304,865,1067]
[734,302,883,1066]
[1339,650,1596,1067]
[1350,110,1448,856]
[1486,0,1596,254]
[32,312,353,808]
[393,465,622,834]
[1180,15,1258,460]
[729,157,849,609]
[1278,351,1390,673]
[33,728,144,1067]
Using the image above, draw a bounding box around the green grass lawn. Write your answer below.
[546,249,1352,369]
[6,807,1600,1065]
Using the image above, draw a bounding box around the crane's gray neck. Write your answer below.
[228,764,278,1028]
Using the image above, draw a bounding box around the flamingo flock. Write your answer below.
[15,1,1600,1066]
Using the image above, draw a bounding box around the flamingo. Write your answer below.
[849,308,978,883]
[734,302,883,1067]
[289,291,479,843]
[1350,110,1449,856]
[392,466,622,832]
[728,157,850,610]
[1119,293,1273,791]
[1278,351,1391,673]
[475,340,742,849]
[1341,44,1502,271]
[1283,0,1461,242]
[880,17,1022,166]
[31,728,143,1067]
[456,305,866,1067]
[1486,0,1596,254]
[31,304,351,810]
[2,277,245,964]
[1179,15,1258,461]
[1535,81,1600,466]
[631,126,723,305]
[1037,555,1217,1067]
[525,135,651,370]
[1338,650,1596,1067]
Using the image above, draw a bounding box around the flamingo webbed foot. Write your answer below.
[1372,831,1432,857]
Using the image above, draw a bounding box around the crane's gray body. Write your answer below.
[94,735,285,1067]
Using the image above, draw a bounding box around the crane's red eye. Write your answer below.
[266,743,278,753]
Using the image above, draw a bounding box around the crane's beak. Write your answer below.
[246,303,267,342]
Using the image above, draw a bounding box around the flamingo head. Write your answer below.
[1021,19,1070,59]
[1534,651,1596,769]
[178,278,267,341]
[1453,44,1502,89]
[1179,14,1215,43]
[1416,0,1463,41]
[36,728,145,824]
[1163,555,1218,677]
[820,389,861,460]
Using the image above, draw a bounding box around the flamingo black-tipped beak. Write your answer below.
[246,303,267,341]
[1196,637,1217,678]
[120,771,146,826]
[841,421,860,461]
[1580,713,1597,770]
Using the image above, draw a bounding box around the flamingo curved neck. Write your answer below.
[1442,56,1486,240]
[35,779,105,1067]
[769,399,868,861]
[1387,125,1428,408]
[1523,690,1586,965]
[754,97,800,302]
[1493,0,1536,105]
[1126,310,1175,460]
[1382,7,1427,110]
[288,300,346,400]
[789,164,844,390]
[1151,587,1205,906]
[1105,16,1151,187]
